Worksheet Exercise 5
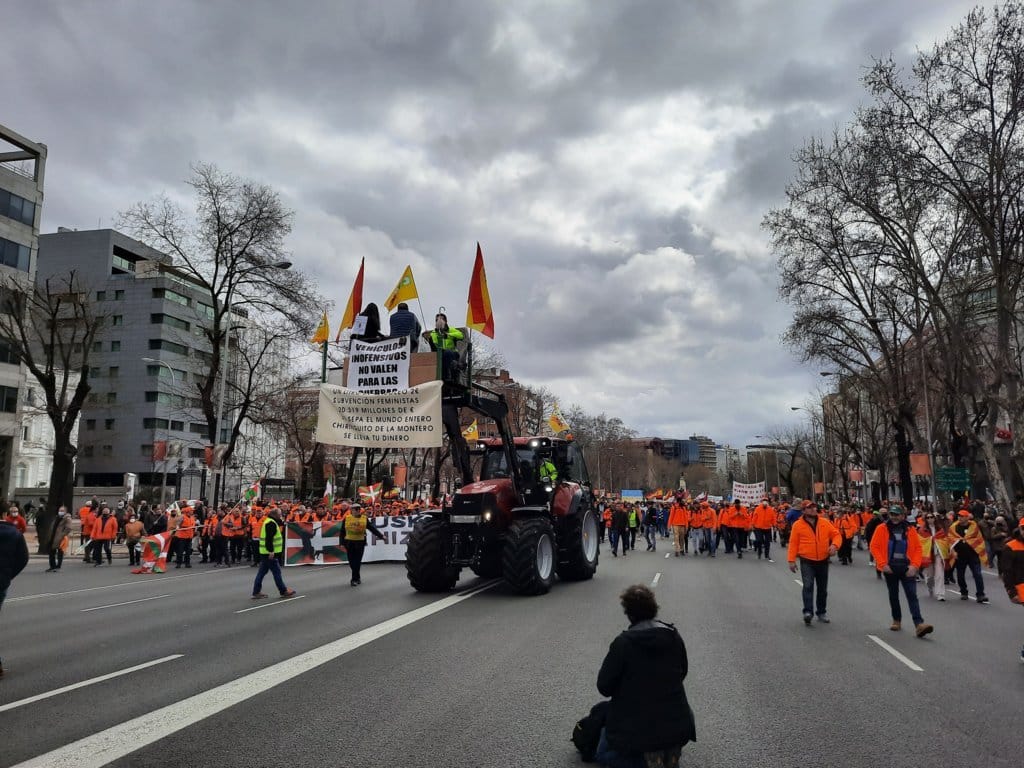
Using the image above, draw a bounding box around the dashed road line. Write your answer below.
[81,595,170,612]
[235,595,307,613]
[867,634,924,672]
[651,573,661,587]
[0,655,184,713]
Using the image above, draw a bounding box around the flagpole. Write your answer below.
[416,297,429,341]
[321,340,328,383]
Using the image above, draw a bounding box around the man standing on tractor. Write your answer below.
[422,312,464,380]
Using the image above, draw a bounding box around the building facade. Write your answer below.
[36,228,285,496]
[690,435,718,470]
[0,123,46,501]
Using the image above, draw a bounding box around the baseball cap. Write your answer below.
[957,509,970,517]
[801,500,816,509]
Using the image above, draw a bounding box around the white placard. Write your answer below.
[317,380,443,448]
[347,336,410,393]
[731,480,766,506]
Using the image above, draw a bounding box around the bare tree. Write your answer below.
[0,272,107,551]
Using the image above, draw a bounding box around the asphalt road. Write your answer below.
[1,538,1021,768]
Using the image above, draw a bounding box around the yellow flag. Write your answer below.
[548,404,570,434]
[462,419,479,441]
[310,311,329,344]
[384,265,419,311]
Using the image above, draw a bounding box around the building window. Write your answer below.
[0,189,36,226]
[148,339,189,355]
[111,254,136,274]
[105,418,115,430]
[106,392,117,404]
[0,337,18,365]
[196,302,216,320]
[85,419,96,430]
[153,287,191,307]
[151,313,190,331]
[0,237,30,271]
[145,390,187,406]
[91,341,102,353]
[146,364,187,382]
[111,315,124,327]
[82,445,94,458]
[0,385,18,412]
[143,417,170,430]
[188,447,205,459]
[89,366,102,378]
[170,420,184,431]
[189,423,207,434]
[101,445,113,457]
[109,366,119,378]
[111,340,121,352]
[114,289,125,300]
[141,444,153,457]
[22,425,29,441]
[96,290,106,301]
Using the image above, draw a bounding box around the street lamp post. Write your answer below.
[755,436,781,496]
[208,260,291,506]
[142,357,176,506]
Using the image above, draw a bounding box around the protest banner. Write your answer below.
[347,336,410,393]
[317,380,443,448]
[284,514,430,565]
[731,481,766,506]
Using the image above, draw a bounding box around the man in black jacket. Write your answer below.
[595,585,695,767]
[0,514,30,677]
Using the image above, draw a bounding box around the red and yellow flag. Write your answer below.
[466,243,494,338]
[336,258,365,341]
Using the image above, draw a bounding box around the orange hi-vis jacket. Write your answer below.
[860,510,873,530]
[688,508,703,529]
[668,504,689,527]
[701,506,718,530]
[752,503,774,530]
[224,512,244,538]
[602,509,612,528]
[249,513,264,538]
[91,516,118,541]
[731,505,752,530]
[79,506,94,534]
[787,515,841,563]
[869,522,923,570]
[175,513,195,539]
[838,513,860,539]
[775,510,788,530]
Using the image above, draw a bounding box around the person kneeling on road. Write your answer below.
[870,505,933,638]
[595,584,696,768]
[343,503,385,586]
[251,507,296,600]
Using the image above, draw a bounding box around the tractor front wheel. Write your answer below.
[502,518,556,595]
[406,517,460,592]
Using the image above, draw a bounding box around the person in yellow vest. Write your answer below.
[343,503,385,586]
[251,507,296,600]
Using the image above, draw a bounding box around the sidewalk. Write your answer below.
[25,523,128,560]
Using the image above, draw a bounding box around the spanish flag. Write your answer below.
[310,311,329,344]
[466,243,494,338]
[548,404,570,434]
[336,257,365,341]
[462,419,479,441]
[384,265,419,311]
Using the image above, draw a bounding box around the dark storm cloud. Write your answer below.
[1,0,974,445]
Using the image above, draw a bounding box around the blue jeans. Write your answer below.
[596,728,645,768]
[609,529,622,554]
[702,529,714,554]
[799,559,829,616]
[884,569,923,624]
[955,559,986,597]
[252,554,288,595]
[644,527,657,549]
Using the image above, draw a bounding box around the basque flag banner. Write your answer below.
[131,533,172,574]
[285,521,347,566]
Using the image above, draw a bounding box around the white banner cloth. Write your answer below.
[317,380,443,448]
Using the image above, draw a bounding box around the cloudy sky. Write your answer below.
[4,0,973,446]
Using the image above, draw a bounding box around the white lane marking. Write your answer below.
[982,570,997,577]
[11,580,499,768]
[794,579,804,586]
[867,634,924,672]
[664,553,671,559]
[9,570,231,603]
[651,573,661,587]
[234,595,307,613]
[81,595,170,612]
[0,655,184,714]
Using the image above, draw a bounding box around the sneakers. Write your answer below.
[803,613,812,626]
[960,593,969,601]
[937,595,945,602]
[816,614,830,624]
[768,558,775,563]
[279,588,297,598]
[251,593,269,600]
[890,621,901,631]
[977,595,990,604]
[915,623,934,638]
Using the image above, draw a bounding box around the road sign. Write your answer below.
[935,466,970,492]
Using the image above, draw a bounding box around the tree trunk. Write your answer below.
[39,438,76,554]
[893,422,914,508]
[341,448,360,498]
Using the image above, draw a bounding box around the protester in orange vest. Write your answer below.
[668,502,689,557]
[837,509,860,565]
[787,500,840,625]
[950,509,990,602]
[248,508,264,567]
[89,506,118,566]
[751,499,775,561]
[870,505,934,637]
[600,507,612,545]
[700,504,718,557]
[997,517,1024,662]
[173,508,196,569]
[225,508,246,564]
[79,503,95,562]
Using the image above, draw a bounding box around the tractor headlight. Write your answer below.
[483,509,492,522]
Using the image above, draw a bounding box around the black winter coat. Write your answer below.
[597,619,695,752]
[0,520,29,592]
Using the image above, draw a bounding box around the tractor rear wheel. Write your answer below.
[406,517,460,592]
[502,518,556,595]
[557,507,600,581]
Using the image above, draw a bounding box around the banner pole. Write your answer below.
[321,341,328,383]
[416,298,429,345]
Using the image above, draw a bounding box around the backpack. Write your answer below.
[571,700,609,763]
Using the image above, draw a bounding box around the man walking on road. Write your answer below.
[0,508,29,677]
[870,505,934,638]
[950,509,990,603]
[252,507,296,600]
[788,500,840,625]
[342,503,385,586]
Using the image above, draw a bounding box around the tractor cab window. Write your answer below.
[481,447,536,480]
[566,444,590,485]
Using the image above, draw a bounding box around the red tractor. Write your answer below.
[405,385,600,595]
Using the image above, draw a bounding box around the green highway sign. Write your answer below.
[935,466,970,492]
